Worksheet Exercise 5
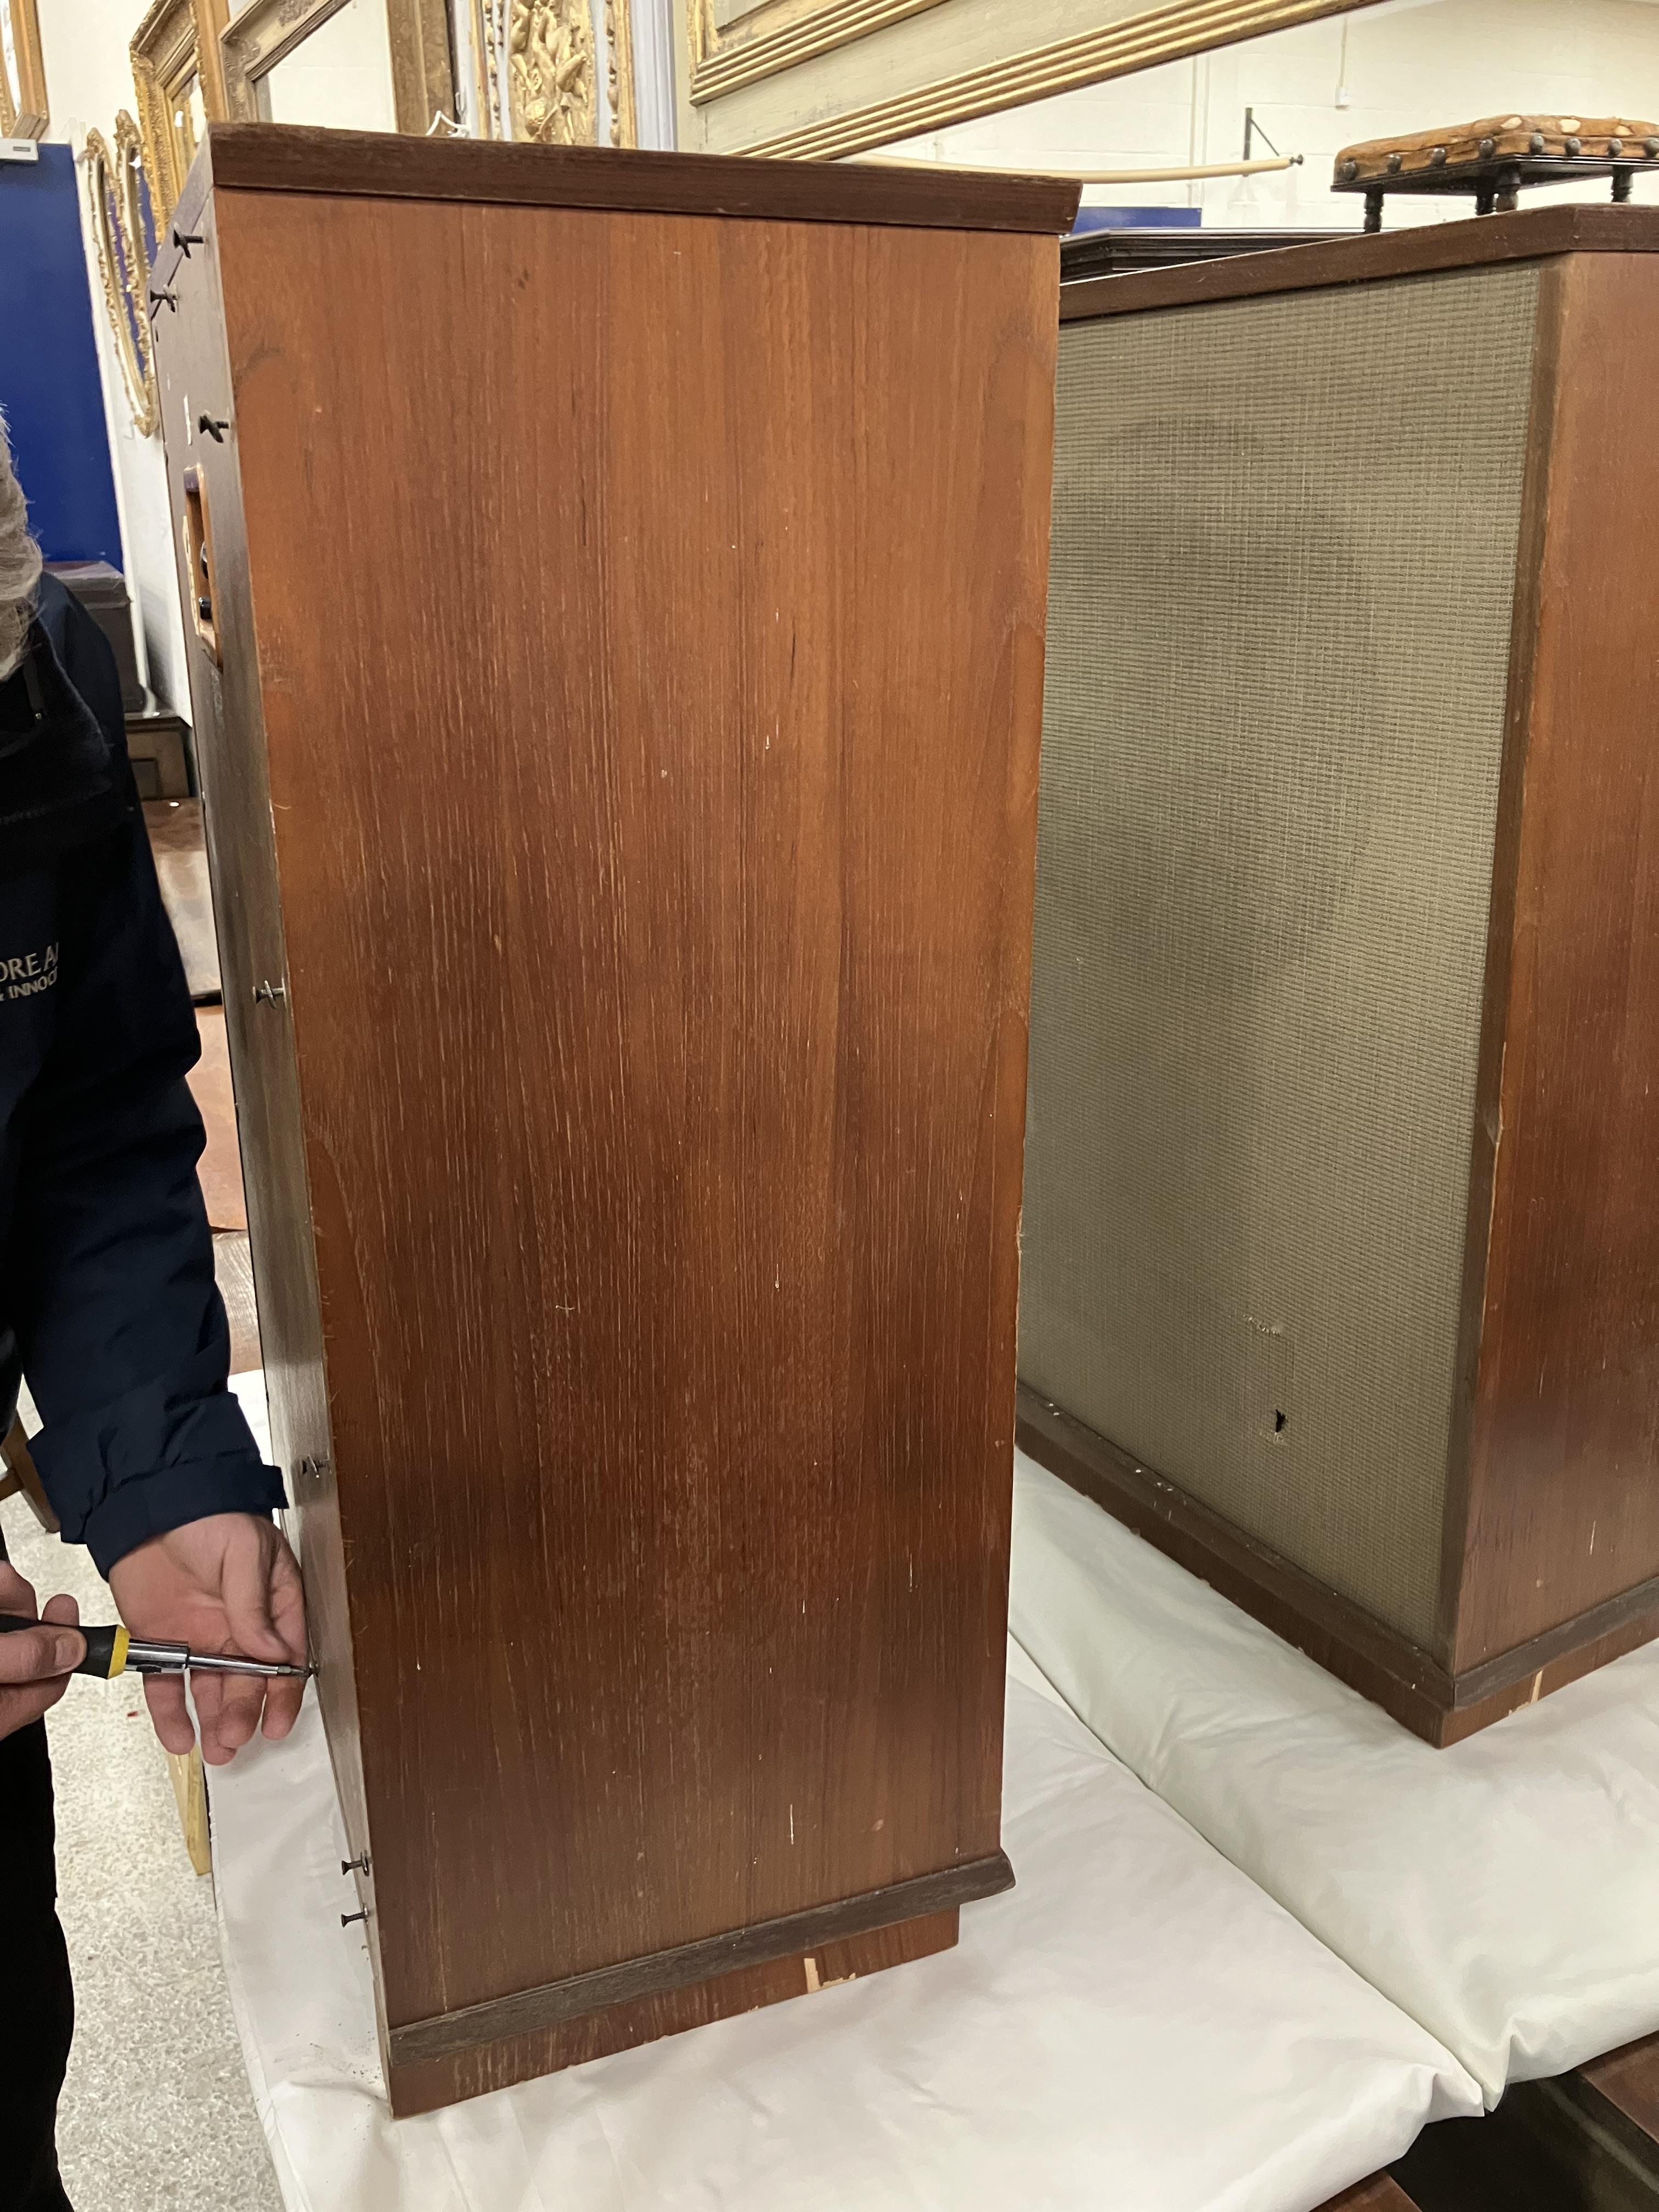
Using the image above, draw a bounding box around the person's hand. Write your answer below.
[108,1513,306,1765]
[0,1561,83,1741]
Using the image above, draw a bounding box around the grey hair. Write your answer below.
[0,421,43,682]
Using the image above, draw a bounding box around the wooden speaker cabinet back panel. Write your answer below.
[153,126,1069,2110]
[1023,210,1659,1745]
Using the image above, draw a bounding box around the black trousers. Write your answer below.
[1,1717,74,2212]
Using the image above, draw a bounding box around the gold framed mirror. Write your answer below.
[0,0,49,137]
[131,0,229,227]
[86,127,160,439]
[222,0,455,137]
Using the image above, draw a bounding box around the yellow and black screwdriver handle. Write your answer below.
[2,1611,154,1677]
[0,1612,311,1680]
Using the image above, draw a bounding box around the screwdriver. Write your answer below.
[0,1613,313,1680]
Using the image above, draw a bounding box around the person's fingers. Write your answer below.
[221,1523,289,1661]
[193,1666,265,1765]
[0,1619,84,1684]
[40,1592,80,1628]
[142,1671,198,1756]
[0,1561,38,1612]
[267,1538,308,1664]
[0,1680,69,1737]
[260,1669,305,1740]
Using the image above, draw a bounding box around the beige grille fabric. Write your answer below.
[1023,265,1538,1652]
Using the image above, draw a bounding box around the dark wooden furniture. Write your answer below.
[150,123,1073,2115]
[1335,115,1659,229]
[1060,227,1344,283]
[1022,206,1659,1745]
[1327,2181,1423,2212]
[144,798,219,1001]
[125,705,191,799]
[46,559,143,711]
[1395,2035,1659,2210]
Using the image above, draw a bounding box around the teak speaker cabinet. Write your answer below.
[152,123,1075,2113]
[1022,206,1659,1746]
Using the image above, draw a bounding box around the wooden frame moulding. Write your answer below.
[0,0,48,137]
[674,0,1376,159]
[131,0,229,226]
[221,0,456,138]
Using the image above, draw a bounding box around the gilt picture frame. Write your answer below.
[131,0,229,227]
[0,0,49,138]
[85,126,160,439]
[222,0,456,138]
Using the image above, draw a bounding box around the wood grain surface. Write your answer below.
[1452,250,1659,1669]
[1321,2177,1424,2211]
[391,1908,961,2117]
[390,1852,1009,2065]
[185,1006,246,1233]
[1058,202,1659,326]
[180,170,1058,2096]
[213,1232,261,1376]
[1582,2035,1659,2144]
[144,798,221,1001]
[153,124,1078,279]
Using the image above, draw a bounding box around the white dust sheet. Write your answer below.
[206,1622,1475,2210]
[1010,1449,1659,2105]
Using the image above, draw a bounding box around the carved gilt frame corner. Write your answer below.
[131,0,229,225]
[0,0,49,138]
[222,0,456,137]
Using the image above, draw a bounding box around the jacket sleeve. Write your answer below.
[8,718,284,1579]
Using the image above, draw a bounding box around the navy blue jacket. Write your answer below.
[0,575,283,1574]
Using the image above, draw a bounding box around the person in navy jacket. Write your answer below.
[0,430,306,2211]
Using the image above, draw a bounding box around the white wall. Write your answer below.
[884,0,1659,229]
[36,0,191,710]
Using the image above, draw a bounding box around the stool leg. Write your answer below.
[1364,188,1384,233]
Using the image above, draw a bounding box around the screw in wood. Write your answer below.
[197,414,229,443]
[172,227,204,256]
[148,287,178,313]
[341,1910,370,1928]
[341,1853,371,1877]
[252,979,287,1006]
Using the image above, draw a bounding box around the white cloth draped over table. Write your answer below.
[1010,1449,1659,2103]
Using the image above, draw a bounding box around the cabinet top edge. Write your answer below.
[1059,203,1659,323]
[173,123,1079,245]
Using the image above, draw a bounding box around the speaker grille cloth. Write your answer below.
[1023,265,1538,1648]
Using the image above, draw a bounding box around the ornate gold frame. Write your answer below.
[222,0,456,137]
[467,0,634,146]
[131,0,229,227]
[0,0,49,137]
[686,0,941,108]
[681,0,1370,159]
[86,127,160,439]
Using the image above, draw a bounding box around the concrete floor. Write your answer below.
[1,1495,284,2212]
